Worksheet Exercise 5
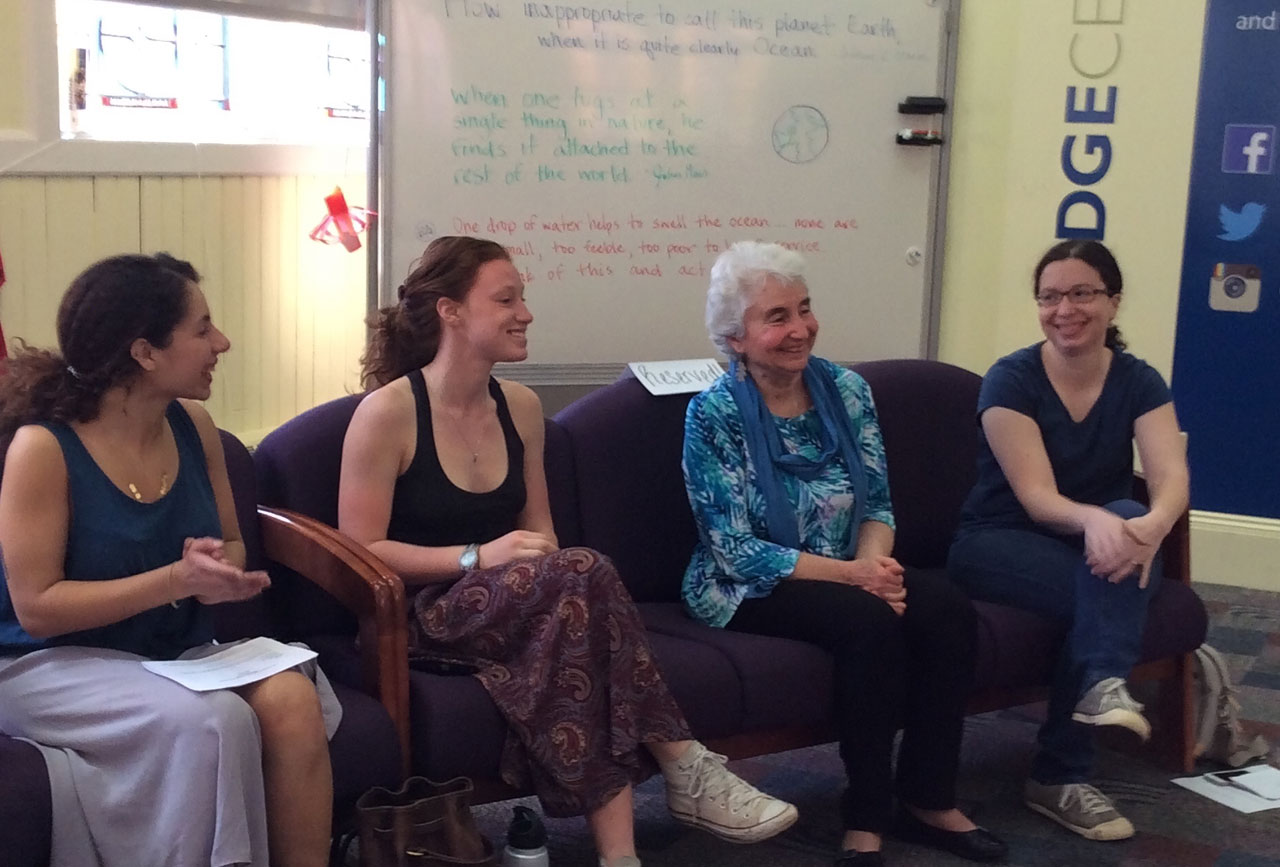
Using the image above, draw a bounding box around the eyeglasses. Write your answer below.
[1035,285,1111,308]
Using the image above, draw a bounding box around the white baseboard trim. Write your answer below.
[1190,510,1280,592]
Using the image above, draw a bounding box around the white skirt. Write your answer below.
[0,643,342,867]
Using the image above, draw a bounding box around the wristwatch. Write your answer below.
[459,542,481,571]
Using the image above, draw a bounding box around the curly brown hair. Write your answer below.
[360,236,511,388]
[0,253,197,469]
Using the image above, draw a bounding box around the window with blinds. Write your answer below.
[56,0,370,145]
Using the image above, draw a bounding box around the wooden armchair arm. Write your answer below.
[1132,475,1191,586]
[257,505,410,774]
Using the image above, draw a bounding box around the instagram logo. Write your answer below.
[1208,262,1262,313]
[1222,125,1275,174]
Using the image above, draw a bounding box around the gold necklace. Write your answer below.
[128,472,170,501]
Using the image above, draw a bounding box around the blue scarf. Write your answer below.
[728,358,868,556]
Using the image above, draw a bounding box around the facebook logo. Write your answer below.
[1222,124,1275,174]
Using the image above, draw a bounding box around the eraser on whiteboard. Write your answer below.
[898,96,947,115]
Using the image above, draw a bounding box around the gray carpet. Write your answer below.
[469,583,1280,867]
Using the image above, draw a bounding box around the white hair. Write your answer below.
[705,241,807,360]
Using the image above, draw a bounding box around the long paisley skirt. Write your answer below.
[410,546,691,817]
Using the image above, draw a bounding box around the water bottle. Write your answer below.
[502,805,549,867]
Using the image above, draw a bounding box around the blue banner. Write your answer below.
[1172,0,1280,518]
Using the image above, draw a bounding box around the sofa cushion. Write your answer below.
[553,375,698,603]
[543,417,582,548]
[256,394,364,529]
[0,735,51,867]
[255,395,366,638]
[210,429,274,641]
[852,360,983,570]
[646,629,747,740]
[641,603,833,734]
[327,681,404,815]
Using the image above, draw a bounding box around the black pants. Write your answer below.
[727,570,977,833]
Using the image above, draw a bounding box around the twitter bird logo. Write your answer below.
[1219,202,1266,241]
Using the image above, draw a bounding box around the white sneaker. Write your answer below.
[1072,677,1151,740]
[659,743,798,843]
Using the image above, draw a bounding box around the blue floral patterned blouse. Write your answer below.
[681,357,895,627]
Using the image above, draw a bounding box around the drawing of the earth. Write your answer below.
[772,105,829,164]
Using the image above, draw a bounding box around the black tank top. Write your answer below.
[386,370,526,547]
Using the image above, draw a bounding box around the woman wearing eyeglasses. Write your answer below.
[948,239,1189,843]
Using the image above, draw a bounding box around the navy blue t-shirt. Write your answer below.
[957,343,1172,537]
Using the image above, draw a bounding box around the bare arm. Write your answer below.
[853,518,895,560]
[981,407,1101,534]
[0,426,171,637]
[1128,402,1190,546]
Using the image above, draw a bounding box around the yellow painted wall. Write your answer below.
[0,175,369,442]
[0,0,27,131]
[939,0,1207,382]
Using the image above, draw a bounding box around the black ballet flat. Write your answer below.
[834,850,884,867]
[890,809,1008,862]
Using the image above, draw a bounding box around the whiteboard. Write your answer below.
[382,0,953,364]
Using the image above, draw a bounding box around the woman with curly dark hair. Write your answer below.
[0,253,334,867]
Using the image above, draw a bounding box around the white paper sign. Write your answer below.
[629,359,725,396]
[142,637,317,692]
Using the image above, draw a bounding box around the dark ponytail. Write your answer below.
[360,236,511,389]
[1104,323,1126,352]
[0,253,197,469]
[1033,239,1127,352]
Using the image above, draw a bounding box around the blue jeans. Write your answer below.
[947,499,1162,784]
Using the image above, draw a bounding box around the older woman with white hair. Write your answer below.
[680,242,1006,867]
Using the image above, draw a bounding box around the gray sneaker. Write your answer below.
[1024,780,1135,841]
[1072,677,1151,740]
[599,858,642,867]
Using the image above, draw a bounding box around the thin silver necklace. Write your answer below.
[438,406,485,463]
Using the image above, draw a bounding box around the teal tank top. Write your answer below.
[0,402,220,659]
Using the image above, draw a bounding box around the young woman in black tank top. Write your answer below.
[339,236,797,867]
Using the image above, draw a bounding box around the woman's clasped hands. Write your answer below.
[177,536,271,604]
[1082,508,1159,587]
[841,555,907,615]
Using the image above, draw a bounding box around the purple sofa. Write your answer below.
[0,430,403,867]
[251,358,1207,807]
